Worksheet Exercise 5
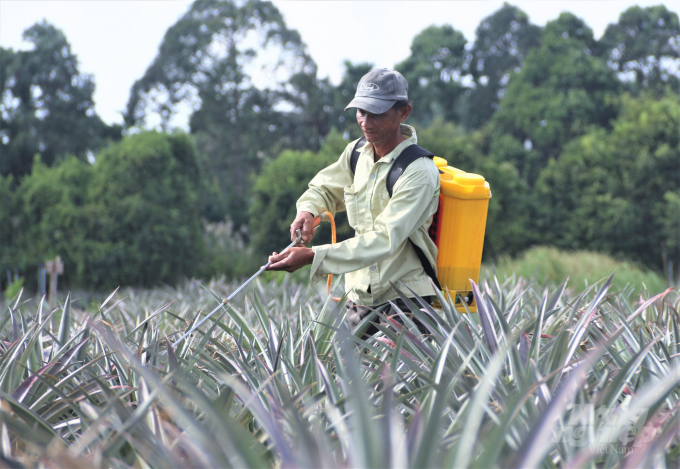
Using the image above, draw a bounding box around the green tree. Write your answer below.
[89,132,204,287]
[125,0,318,228]
[0,175,16,291]
[0,22,121,179]
[464,3,542,129]
[125,0,314,131]
[397,25,468,126]
[12,156,96,288]
[601,5,680,93]
[249,129,351,258]
[13,132,204,289]
[534,92,680,272]
[285,71,336,149]
[490,13,621,184]
[418,120,532,258]
[660,191,680,281]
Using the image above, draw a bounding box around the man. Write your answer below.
[266,68,440,336]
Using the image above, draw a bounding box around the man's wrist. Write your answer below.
[297,208,316,218]
[303,247,315,265]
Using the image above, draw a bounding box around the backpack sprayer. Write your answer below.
[172,154,491,346]
[429,157,491,312]
[348,137,492,312]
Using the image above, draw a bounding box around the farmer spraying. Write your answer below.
[266,68,440,335]
[173,68,490,347]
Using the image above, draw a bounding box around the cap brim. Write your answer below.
[344,97,396,114]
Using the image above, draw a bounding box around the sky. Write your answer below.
[0,0,674,126]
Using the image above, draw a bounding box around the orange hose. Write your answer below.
[314,211,339,299]
[321,211,336,295]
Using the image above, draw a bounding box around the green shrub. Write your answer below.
[484,246,668,293]
[12,132,204,289]
[249,129,353,258]
[87,131,204,288]
[3,276,23,302]
[12,156,96,289]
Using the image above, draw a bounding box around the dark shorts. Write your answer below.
[346,296,435,338]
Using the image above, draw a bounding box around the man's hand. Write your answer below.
[265,247,314,272]
[290,211,317,244]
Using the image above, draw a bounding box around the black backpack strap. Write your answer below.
[409,239,442,291]
[349,136,367,175]
[386,144,434,196]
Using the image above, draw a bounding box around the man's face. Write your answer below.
[356,106,407,144]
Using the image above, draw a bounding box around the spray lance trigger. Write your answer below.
[294,228,303,245]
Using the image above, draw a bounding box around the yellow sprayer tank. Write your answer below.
[431,157,491,312]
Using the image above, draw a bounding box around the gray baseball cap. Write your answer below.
[344,68,409,114]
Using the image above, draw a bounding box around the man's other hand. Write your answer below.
[265,247,314,272]
[290,211,316,244]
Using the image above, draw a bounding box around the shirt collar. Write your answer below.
[360,124,418,163]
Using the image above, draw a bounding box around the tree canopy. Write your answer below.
[2,2,680,290]
[534,92,680,271]
[125,0,321,227]
[464,4,542,129]
[0,22,121,179]
[490,13,621,183]
[397,25,468,126]
[601,5,680,93]
[11,132,204,289]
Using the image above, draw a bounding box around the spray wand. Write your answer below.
[172,212,335,348]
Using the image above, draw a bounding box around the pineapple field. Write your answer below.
[2,3,679,468]
[0,273,678,468]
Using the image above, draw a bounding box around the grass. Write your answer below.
[484,246,668,294]
[0,271,678,468]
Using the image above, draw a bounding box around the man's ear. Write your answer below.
[398,103,412,123]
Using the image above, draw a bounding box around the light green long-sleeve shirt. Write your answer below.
[296,124,440,306]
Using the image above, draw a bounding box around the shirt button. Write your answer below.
[370,265,376,271]
[366,204,370,210]
[370,174,375,179]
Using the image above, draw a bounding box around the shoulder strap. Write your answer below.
[409,239,442,291]
[349,136,367,175]
[387,143,439,290]
[386,144,434,197]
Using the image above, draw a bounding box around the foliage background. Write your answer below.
[0,1,678,292]
[0,3,679,466]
